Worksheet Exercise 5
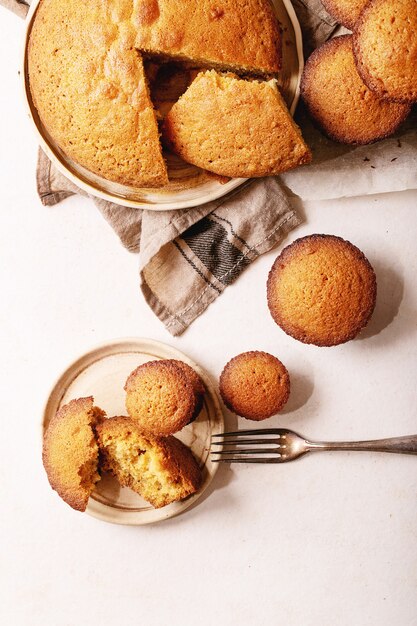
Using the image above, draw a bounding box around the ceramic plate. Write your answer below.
[42,338,224,525]
[22,0,304,210]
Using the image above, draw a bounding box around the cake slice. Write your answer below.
[96,417,202,508]
[163,70,312,178]
[28,0,168,187]
[133,0,282,76]
[42,397,106,511]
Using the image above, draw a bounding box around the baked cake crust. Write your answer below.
[220,351,290,420]
[164,359,206,422]
[301,36,411,144]
[353,0,417,103]
[124,360,196,436]
[96,416,201,508]
[42,397,106,511]
[133,0,282,75]
[267,234,377,347]
[321,0,369,30]
[163,70,311,177]
[28,0,168,187]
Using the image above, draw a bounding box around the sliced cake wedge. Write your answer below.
[163,70,311,178]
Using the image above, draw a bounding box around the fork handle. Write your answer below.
[306,435,417,455]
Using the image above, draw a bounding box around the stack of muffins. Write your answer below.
[42,359,206,511]
[301,0,416,144]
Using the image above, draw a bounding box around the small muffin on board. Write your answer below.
[321,0,369,30]
[42,397,106,511]
[96,417,202,508]
[353,0,417,103]
[301,35,411,144]
[124,360,197,436]
[267,235,377,347]
[219,351,290,420]
[163,70,311,178]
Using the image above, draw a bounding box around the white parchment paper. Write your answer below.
[281,105,417,200]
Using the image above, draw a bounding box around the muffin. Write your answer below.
[163,70,312,178]
[219,351,290,420]
[165,359,206,422]
[42,397,106,511]
[267,235,377,347]
[96,416,202,508]
[28,0,168,187]
[353,0,417,103]
[321,0,369,30]
[301,36,411,144]
[124,360,197,436]
[133,0,282,76]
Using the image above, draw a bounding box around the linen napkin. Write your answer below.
[2,0,337,335]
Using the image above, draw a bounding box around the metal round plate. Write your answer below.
[42,338,224,525]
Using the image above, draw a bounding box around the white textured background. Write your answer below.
[1,8,416,626]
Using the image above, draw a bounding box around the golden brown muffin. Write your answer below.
[124,360,196,436]
[219,351,290,420]
[321,0,369,30]
[164,359,206,422]
[267,235,377,347]
[133,0,282,76]
[163,70,312,178]
[28,0,168,187]
[96,416,201,508]
[301,36,411,144]
[42,397,106,511]
[353,0,417,103]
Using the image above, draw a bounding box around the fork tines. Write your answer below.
[211,428,285,463]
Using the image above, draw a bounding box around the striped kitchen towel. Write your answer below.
[3,0,337,335]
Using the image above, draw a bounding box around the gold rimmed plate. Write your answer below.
[23,0,304,210]
[42,338,224,525]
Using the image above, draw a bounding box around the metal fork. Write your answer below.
[211,429,417,463]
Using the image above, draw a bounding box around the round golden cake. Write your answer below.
[165,359,206,422]
[42,397,106,511]
[96,416,202,509]
[267,235,377,346]
[163,70,311,178]
[301,36,410,144]
[353,0,417,103]
[124,360,196,436]
[321,0,369,30]
[219,351,290,420]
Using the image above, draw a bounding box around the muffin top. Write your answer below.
[165,360,205,397]
[42,397,105,511]
[321,0,369,30]
[353,0,417,103]
[163,70,311,178]
[124,360,196,436]
[165,359,206,421]
[133,0,282,75]
[219,351,290,420]
[301,35,410,144]
[267,235,377,347]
